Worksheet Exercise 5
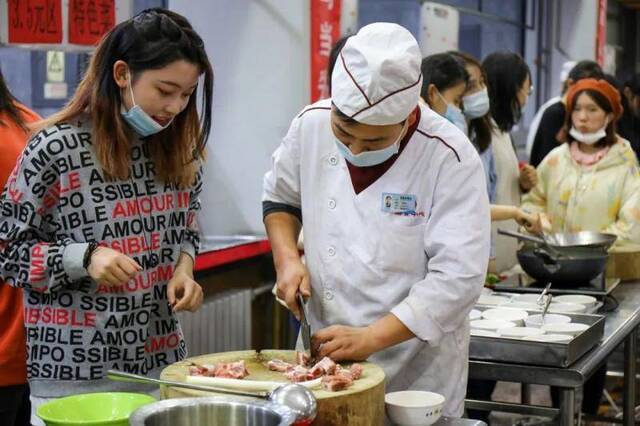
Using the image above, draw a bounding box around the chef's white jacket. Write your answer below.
[263,99,490,416]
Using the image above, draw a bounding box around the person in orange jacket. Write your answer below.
[0,68,41,426]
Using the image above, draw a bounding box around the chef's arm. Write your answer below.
[264,211,303,268]
[367,313,415,352]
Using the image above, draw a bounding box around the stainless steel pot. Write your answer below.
[128,397,297,426]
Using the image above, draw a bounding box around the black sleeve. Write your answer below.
[530,103,566,167]
[262,201,302,223]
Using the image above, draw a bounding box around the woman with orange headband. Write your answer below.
[522,78,640,246]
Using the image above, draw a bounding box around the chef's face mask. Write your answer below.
[437,91,468,135]
[121,71,173,137]
[335,120,407,167]
[570,118,609,145]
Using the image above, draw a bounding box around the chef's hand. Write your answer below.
[311,325,377,362]
[519,164,538,192]
[88,247,141,286]
[516,209,543,235]
[275,257,311,319]
[168,272,204,312]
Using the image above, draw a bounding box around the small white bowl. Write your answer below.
[385,391,445,426]
[477,294,511,306]
[481,308,529,326]
[497,326,545,338]
[504,301,544,311]
[524,334,573,343]
[512,293,551,304]
[548,302,587,313]
[469,309,482,321]
[470,329,500,338]
[471,319,516,332]
[542,322,589,336]
[525,313,572,328]
[553,295,597,309]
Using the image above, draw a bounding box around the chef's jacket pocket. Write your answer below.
[376,220,426,273]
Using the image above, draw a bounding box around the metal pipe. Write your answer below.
[558,388,576,426]
[465,399,559,418]
[623,333,637,426]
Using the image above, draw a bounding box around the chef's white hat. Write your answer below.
[331,22,422,126]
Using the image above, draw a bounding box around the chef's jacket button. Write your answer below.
[328,199,336,209]
[324,290,334,300]
[327,246,336,256]
[329,156,338,165]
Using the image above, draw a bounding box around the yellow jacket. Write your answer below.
[522,139,640,247]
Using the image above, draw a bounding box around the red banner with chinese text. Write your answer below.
[310,0,342,102]
[7,0,63,44]
[68,0,115,45]
[595,0,607,66]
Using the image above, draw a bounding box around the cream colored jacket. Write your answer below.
[522,138,640,247]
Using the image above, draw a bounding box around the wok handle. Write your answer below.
[497,229,546,245]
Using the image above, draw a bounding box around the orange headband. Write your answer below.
[566,78,623,120]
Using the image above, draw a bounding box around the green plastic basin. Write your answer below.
[37,392,156,426]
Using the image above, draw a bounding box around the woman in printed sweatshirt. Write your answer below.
[0,8,213,423]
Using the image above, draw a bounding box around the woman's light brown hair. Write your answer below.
[34,8,213,188]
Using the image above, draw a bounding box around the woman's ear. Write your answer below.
[113,60,129,89]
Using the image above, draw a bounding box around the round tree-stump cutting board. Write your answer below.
[161,350,385,425]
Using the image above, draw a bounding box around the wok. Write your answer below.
[498,229,617,257]
[517,247,609,287]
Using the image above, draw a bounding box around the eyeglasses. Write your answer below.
[521,85,534,96]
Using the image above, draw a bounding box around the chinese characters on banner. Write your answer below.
[7,0,63,44]
[310,0,342,102]
[68,0,115,45]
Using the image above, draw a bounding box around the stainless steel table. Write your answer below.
[435,418,487,425]
[467,282,640,425]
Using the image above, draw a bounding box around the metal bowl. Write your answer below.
[543,231,617,250]
[128,397,297,426]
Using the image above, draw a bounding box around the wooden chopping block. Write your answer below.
[161,350,385,426]
[607,249,640,280]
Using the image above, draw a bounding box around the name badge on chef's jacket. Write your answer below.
[381,193,417,215]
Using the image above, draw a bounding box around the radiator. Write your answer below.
[176,289,253,356]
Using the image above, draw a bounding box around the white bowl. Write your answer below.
[542,322,589,336]
[471,319,516,332]
[477,294,511,306]
[497,326,545,338]
[548,302,587,313]
[385,391,445,426]
[553,295,597,309]
[524,333,573,343]
[469,309,482,321]
[512,293,551,304]
[504,301,544,311]
[470,329,500,338]
[481,308,529,326]
[525,313,572,328]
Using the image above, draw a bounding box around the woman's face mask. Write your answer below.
[570,119,608,145]
[462,87,490,119]
[121,71,174,137]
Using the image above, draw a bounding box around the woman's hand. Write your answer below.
[87,247,141,286]
[519,164,538,192]
[168,272,204,312]
[515,209,542,235]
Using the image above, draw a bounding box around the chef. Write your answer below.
[262,23,490,417]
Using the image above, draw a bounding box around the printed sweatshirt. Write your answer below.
[0,115,202,397]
